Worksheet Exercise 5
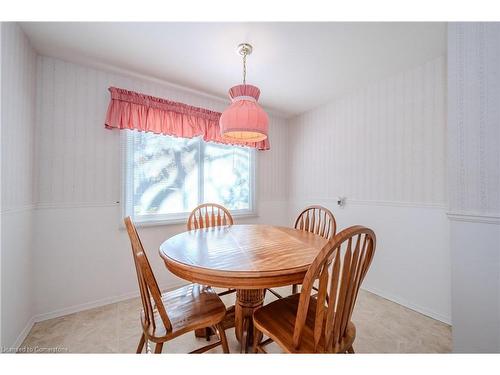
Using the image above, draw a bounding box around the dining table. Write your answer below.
[159,224,328,353]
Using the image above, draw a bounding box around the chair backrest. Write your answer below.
[124,217,172,333]
[294,205,337,240]
[187,203,234,230]
[292,225,376,352]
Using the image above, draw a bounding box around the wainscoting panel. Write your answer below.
[32,200,288,318]
[288,199,451,323]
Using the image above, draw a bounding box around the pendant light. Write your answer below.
[220,43,269,142]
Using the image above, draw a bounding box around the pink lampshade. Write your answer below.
[220,84,269,142]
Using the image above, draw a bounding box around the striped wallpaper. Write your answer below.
[34,56,289,207]
[448,23,500,216]
[1,22,37,211]
[289,57,447,206]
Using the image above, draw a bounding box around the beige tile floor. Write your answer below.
[21,288,451,353]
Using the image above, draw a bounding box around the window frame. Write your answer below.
[121,130,257,227]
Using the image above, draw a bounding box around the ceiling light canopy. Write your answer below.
[220,43,269,143]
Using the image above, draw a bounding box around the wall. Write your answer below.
[448,23,500,352]
[0,23,37,348]
[6,22,500,353]
[288,57,451,323]
[0,25,453,347]
[32,56,289,320]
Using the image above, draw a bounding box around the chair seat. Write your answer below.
[253,294,356,353]
[142,283,227,341]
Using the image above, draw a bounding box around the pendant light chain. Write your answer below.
[242,51,247,85]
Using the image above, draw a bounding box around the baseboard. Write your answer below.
[34,281,186,323]
[10,291,150,349]
[11,291,147,349]
[361,286,452,325]
[33,291,140,323]
[12,316,36,349]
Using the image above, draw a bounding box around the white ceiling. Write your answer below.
[20,22,446,116]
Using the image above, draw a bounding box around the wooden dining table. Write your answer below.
[159,224,328,353]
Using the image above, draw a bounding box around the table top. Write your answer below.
[159,224,328,289]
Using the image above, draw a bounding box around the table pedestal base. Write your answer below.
[235,289,265,353]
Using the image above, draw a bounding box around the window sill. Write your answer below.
[125,211,259,229]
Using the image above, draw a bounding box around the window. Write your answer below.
[123,130,255,224]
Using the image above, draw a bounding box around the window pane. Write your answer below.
[203,142,251,210]
[132,132,199,216]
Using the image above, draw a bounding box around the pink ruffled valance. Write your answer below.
[104,87,270,150]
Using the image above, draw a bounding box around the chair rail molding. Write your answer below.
[447,211,500,225]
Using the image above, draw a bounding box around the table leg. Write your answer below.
[235,289,265,353]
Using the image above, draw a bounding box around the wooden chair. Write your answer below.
[267,205,337,299]
[124,216,230,354]
[253,225,376,354]
[187,203,234,230]
[187,203,236,339]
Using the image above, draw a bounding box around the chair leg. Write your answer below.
[252,327,263,353]
[215,324,230,354]
[292,284,298,294]
[347,345,354,354]
[205,327,211,341]
[154,343,163,354]
[136,333,145,353]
